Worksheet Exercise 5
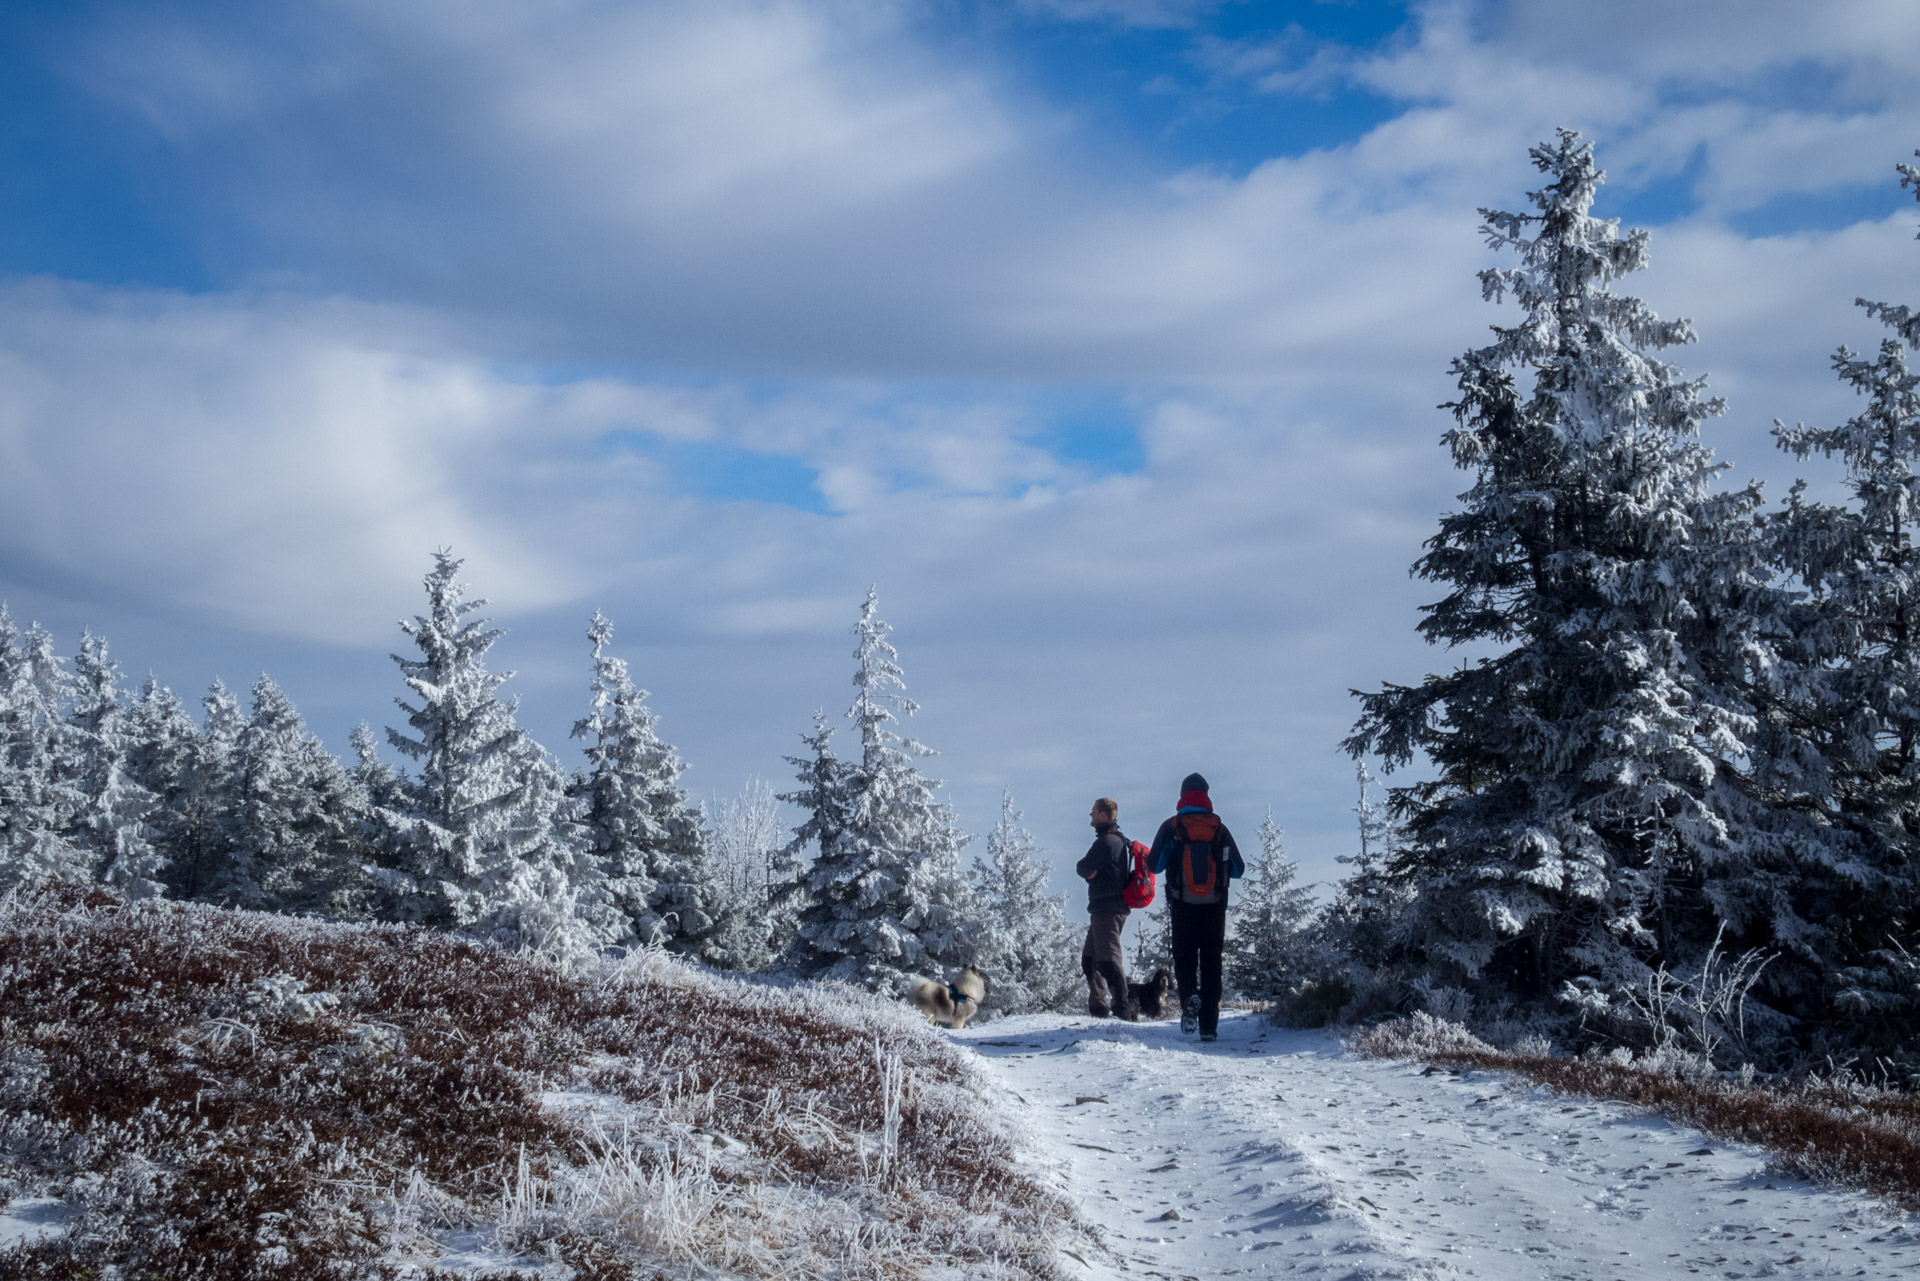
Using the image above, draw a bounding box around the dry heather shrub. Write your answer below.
[0,887,1075,1280]
[1354,1013,1920,1208]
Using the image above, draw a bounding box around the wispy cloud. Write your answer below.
[5,0,1920,876]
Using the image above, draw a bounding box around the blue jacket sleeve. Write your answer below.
[1215,823,1245,879]
[1146,818,1175,874]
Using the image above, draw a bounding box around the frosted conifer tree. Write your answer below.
[1320,762,1409,976]
[774,711,850,959]
[568,611,730,963]
[1227,807,1315,1002]
[126,677,194,803]
[126,677,207,898]
[66,632,164,896]
[371,552,599,954]
[969,788,1079,1013]
[707,776,784,970]
[350,722,400,812]
[0,613,86,887]
[1346,131,1790,1021]
[215,676,369,917]
[783,591,980,994]
[156,681,245,901]
[1767,154,1920,1046]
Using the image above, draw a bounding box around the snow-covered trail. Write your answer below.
[956,1012,1920,1280]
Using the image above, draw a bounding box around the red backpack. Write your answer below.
[1121,839,1156,909]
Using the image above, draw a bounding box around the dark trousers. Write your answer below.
[1081,910,1133,1018]
[1170,898,1228,1034]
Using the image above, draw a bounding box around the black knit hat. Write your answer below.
[1180,772,1209,794]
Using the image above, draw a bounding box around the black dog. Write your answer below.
[1128,968,1175,1020]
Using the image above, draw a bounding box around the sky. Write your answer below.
[4,0,1920,903]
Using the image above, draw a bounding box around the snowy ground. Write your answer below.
[957,1012,1920,1280]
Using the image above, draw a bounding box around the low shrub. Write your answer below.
[0,886,1077,1279]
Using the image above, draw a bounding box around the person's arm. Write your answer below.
[1146,818,1175,874]
[1075,836,1108,881]
[1219,823,1245,879]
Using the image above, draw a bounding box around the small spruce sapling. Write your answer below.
[969,788,1080,1014]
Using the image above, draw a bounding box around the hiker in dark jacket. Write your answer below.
[1076,797,1137,1020]
[1146,773,1243,1040]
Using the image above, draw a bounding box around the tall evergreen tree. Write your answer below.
[776,709,852,958]
[1346,131,1788,1023]
[568,611,731,964]
[66,633,164,897]
[155,681,246,901]
[1766,154,1920,1052]
[216,675,369,917]
[370,552,598,953]
[1227,807,1315,1002]
[0,613,85,887]
[783,590,979,994]
[126,676,207,899]
[969,788,1080,1014]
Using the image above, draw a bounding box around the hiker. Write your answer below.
[1076,797,1137,1020]
[1147,773,1243,1041]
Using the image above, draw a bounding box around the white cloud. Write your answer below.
[0,282,599,642]
[14,0,1920,882]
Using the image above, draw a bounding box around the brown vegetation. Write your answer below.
[0,886,1075,1279]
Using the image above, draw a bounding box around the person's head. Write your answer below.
[1180,772,1209,796]
[1089,797,1118,827]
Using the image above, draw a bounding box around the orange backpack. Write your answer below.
[1170,813,1225,905]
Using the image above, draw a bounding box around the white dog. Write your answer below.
[908,966,986,1029]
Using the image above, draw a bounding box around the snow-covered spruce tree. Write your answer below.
[125,676,213,899]
[350,721,401,813]
[0,612,87,887]
[706,775,784,970]
[1226,807,1315,1003]
[213,676,370,917]
[371,552,601,957]
[1767,154,1920,1054]
[1322,763,1410,976]
[65,632,165,896]
[1345,131,1795,1029]
[781,591,980,995]
[1295,762,1418,1024]
[775,710,852,953]
[153,680,245,901]
[568,611,731,964]
[968,788,1080,1014]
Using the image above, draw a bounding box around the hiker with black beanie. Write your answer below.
[1075,797,1137,1020]
[1147,773,1243,1040]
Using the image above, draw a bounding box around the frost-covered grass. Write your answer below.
[1355,1011,1920,1208]
[0,886,1076,1278]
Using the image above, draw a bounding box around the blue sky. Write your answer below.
[3,0,1919,904]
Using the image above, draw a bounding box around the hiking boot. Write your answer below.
[1180,994,1201,1035]
[1199,1031,1218,1043]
